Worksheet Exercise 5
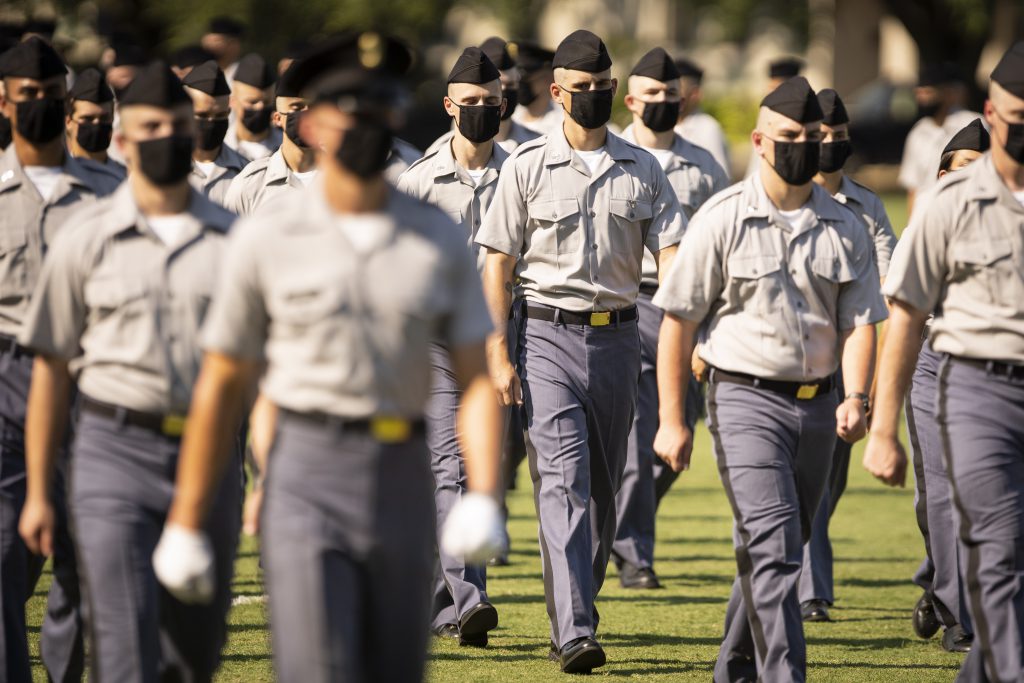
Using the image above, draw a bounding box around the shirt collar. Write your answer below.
[967,152,1024,214]
[430,136,508,187]
[742,171,845,226]
[0,146,94,197]
[103,182,233,242]
[264,148,291,184]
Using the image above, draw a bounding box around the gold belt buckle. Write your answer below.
[590,311,611,326]
[371,416,412,444]
[796,384,820,400]
[161,414,187,437]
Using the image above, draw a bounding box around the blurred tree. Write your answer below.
[690,0,809,47]
[882,0,994,84]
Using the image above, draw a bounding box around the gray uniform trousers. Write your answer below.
[937,358,1024,682]
[612,291,701,571]
[262,412,435,683]
[426,343,488,629]
[70,409,241,683]
[707,377,837,683]
[518,306,641,648]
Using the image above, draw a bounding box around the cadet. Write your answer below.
[476,29,685,673]
[480,37,542,152]
[509,40,561,135]
[18,61,242,682]
[225,53,282,161]
[65,67,125,183]
[613,47,729,590]
[151,33,504,682]
[798,88,898,623]
[743,57,804,179]
[170,44,215,81]
[865,42,1024,681]
[223,59,315,216]
[654,77,886,682]
[384,134,423,185]
[398,46,508,646]
[200,16,244,83]
[0,37,119,683]
[182,60,249,206]
[673,57,731,174]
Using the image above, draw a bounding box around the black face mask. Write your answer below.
[819,140,853,173]
[564,88,614,130]
[501,88,518,120]
[455,104,501,143]
[242,107,272,134]
[0,115,12,149]
[769,139,820,185]
[15,98,65,144]
[917,101,942,119]
[1002,121,1024,164]
[284,110,308,148]
[76,122,113,153]
[641,100,680,133]
[335,118,393,179]
[196,118,229,151]
[517,80,538,107]
[136,135,194,186]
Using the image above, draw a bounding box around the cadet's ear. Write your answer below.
[550,81,562,104]
[751,129,766,156]
[443,95,457,119]
[271,110,284,129]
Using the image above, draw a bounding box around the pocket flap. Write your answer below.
[727,254,783,279]
[954,240,1013,267]
[609,198,654,221]
[84,278,147,309]
[811,256,857,283]
[527,198,580,223]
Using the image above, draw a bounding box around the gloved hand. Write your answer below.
[440,492,506,565]
[153,523,216,604]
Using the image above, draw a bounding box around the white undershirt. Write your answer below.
[466,168,487,186]
[575,147,607,174]
[777,206,815,234]
[236,139,271,160]
[336,213,392,254]
[645,147,674,172]
[1014,190,1024,207]
[292,168,317,186]
[193,159,217,178]
[23,166,62,202]
[147,214,193,248]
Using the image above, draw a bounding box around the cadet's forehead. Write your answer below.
[3,74,66,92]
[627,74,676,93]
[184,86,228,110]
[758,106,820,133]
[232,80,273,99]
[447,80,501,99]
[72,98,113,116]
[554,67,611,84]
[821,121,848,134]
[275,95,306,109]
[120,102,193,125]
[991,80,1024,112]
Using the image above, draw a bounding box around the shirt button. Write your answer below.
[594,275,600,281]
[589,211,596,218]
[790,269,797,275]
[592,244,598,250]
[796,301,803,308]
[804,334,810,340]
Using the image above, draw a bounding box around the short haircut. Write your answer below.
[937,150,957,175]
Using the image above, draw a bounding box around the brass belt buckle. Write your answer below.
[796,384,819,400]
[590,311,611,326]
[371,416,411,443]
[161,414,187,437]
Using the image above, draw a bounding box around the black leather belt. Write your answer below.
[279,408,425,443]
[639,283,659,297]
[709,367,835,400]
[523,305,638,327]
[80,396,188,437]
[951,356,1024,380]
[0,334,32,358]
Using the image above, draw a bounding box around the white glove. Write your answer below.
[441,492,506,565]
[153,523,216,605]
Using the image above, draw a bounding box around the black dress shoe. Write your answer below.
[941,625,973,653]
[801,599,831,622]
[558,637,606,674]
[913,592,941,639]
[619,564,662,589]
[458,601,498,647]
[433,623,460,640]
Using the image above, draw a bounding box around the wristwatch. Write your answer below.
[845,392,871,414]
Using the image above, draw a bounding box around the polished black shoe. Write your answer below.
[433,623,460,640]
[458,601,498,647]
[558,637,606,674]
[941,625,973,653]
[801,599,831,622]
[913,592,941,639]
[619,564,662,589]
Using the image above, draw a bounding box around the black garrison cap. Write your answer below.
[918,62,957,87]
[208,16,244,37]
[991,41,1024,99]
[553,30,611,72]
[69,68,114,103]
[171,45,214,70]
[480,36,515,70]
[233,53,276,89]
[761,76,823,123]
[275,59,303,98]
[510,40,554,73]
[942,119,990,155]
[816,89,849,126]
[285,32,413,104]
[0,36,66,80]
[769,57,803,79]
[674,57,703,83]
[112,43,147,68]
[448,47,500,85]
[23,18,57,39]
[182,60,231,97]
[630,47,679,82]
[119,61,191,108]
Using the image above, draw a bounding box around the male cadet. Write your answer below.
[150,33,504,683]
[510,40,561,135]
[0,37,118,683]
[170,44,215,81]
[384,135,423,185]
[476,29,685,673]
[224,53,282,162]
[65,67,125,183]
[899,63,981,215]
[743,57,804,179]
[865,42,1024,680]
[613,47,729,590]
[18,61,241,682]
[201,16,245,83]
[654,77,886,682]
[223,60,316,216]
[799,88,898,623]
[480,37,541,152]
[398,46,508,647]
[674,57,731,175]
[182,60,249,206]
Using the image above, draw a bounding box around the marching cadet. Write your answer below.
[224,53,282,161]
[743,57,804,179]
[64,68,125,183]
[0,37,119,683]
[654,77,886,682]
[865,42,1024,681]
[798,88,898,623]
[182,60,249,206]
[398,46,508,647]
[476,29,685,673]
[384,134,423,185]
[612,47,729,590]
[201,16,245,84]
[19,60,242,683]
[151,33,504,682]
[223,60,315,216]
[673,57,731,175]
[480,37,542,152]
[509,40,561,135]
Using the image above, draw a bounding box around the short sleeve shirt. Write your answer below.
[834,176,898,278]
[189,144,249,207]
[223,149,304,216]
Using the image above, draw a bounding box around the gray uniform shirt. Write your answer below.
[189,144,250,207]
[424,121,541,157]
[397,138,509,272]
[384,137,422,186]
[654,173,888,381]
[884,153,1024,363]
[474,130,686,312]
[675,109,731,176]
[222,149,306,216]
[76,156,127,185]
[834,176,898,278]
[0,147,114,337]
[19,184,235,414]
[200,184,493,418]
[224,124,283,162]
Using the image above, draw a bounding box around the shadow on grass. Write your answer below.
[838,577,916,588]
[599,594,728,606]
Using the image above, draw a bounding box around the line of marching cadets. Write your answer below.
[0,22,1022,683]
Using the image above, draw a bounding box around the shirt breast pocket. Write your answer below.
[0,225,28,296]
[727,254,784,313]
[527,198,581,255]
[951,239,1015,304]
[608,198,654,227]
[273,284,347,333]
